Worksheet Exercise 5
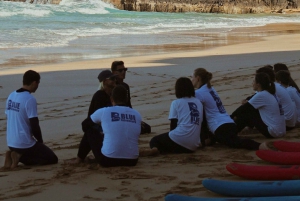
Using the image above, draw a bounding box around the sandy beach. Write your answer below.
[1,23,300,201]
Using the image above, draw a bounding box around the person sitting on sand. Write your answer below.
[3,70,58,170]
[192,68,262,150]
[87,70,117,117]
[231,72,286,138]
[142,77,203,156]
[70,85,142,167]
[240,66,296,130]
[275,70,300,126]
[274,63,300,93]
[111,60,151,134]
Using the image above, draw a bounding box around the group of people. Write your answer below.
[3,61,300,169]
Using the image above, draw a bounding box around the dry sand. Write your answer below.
[1,23,300,201]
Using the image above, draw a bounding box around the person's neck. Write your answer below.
[104,87,112,96]
[22,86,32,93]
[197,82,204,89]
[117,78,124,84]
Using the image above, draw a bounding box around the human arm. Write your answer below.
[29,117,43,143]
[170,119,178,131]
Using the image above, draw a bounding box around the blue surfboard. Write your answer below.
[165,194,300,201]
[202,178,300,197]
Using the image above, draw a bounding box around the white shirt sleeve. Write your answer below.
[168,100,178,120]
[25,97,38,118]
[90,108,104,124]
[248,92,265,109]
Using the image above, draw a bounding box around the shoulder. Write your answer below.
[93,90,108,98]
[119,82,130,89]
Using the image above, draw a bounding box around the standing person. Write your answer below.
[3,70,58,170]
[143,77,203,156]
[231,73,286,138]
[87,70,117,117]
[72,85,142,167]
[192,68,261,150]
[275,70,300,126]
[111,61,151,134]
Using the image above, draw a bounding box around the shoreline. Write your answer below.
[1,22,300,73]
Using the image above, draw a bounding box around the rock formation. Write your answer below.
[3,0,298,13]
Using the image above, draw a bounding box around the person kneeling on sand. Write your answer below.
[141,77,203,156]
[70,85,142,167]
[3,70,58,170]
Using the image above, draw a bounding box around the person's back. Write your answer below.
[249,90,285,137]
[6,90,37,148]
[195,84,233,133]
[286,86,300,124]
[168,97,202,151]
[92,106,141,159]
[275,83,296,127]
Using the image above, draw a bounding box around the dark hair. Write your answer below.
[275,70,291,85]
[23,70,40,86]
[194,68,213,88]
[256,67,275,82]
[273,63,300,93]
[111,61,124,71]
[264,65,273,70]
[274,63,288,73]
[175,77,195,98]
[112,85,128,104]
[255,72,275,94]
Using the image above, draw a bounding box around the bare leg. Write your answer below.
[3,151,12,169]
[11,151,22,169]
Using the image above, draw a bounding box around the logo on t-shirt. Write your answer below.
[209,91,226,114]
[7,100,20,112]
[111,112,136,123]
[188,102,200,125]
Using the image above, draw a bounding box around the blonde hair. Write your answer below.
[98,81,105,90]
[194,68,213,88]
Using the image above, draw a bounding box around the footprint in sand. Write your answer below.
[116,194,130,199]
[95,187,107,192]
[121,181,131,186]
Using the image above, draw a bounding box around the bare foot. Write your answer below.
[139,147,159,157]
[64,157,84,165]
[0,151,13,171]
[11,151,21,169]
[259,142,278,151]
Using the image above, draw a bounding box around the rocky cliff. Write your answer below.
[4,0,298,13]
[106,0,298,13]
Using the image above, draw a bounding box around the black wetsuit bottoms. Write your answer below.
[150,132,193,154]
[9,142,58,165]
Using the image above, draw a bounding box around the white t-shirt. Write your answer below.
[91,106,141,159]
[195,84,234,133]
[286,86,300,123]
[168,97,203,151]
[275,83,296,127]
[248,90,286,137]
[5,91,38,148]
